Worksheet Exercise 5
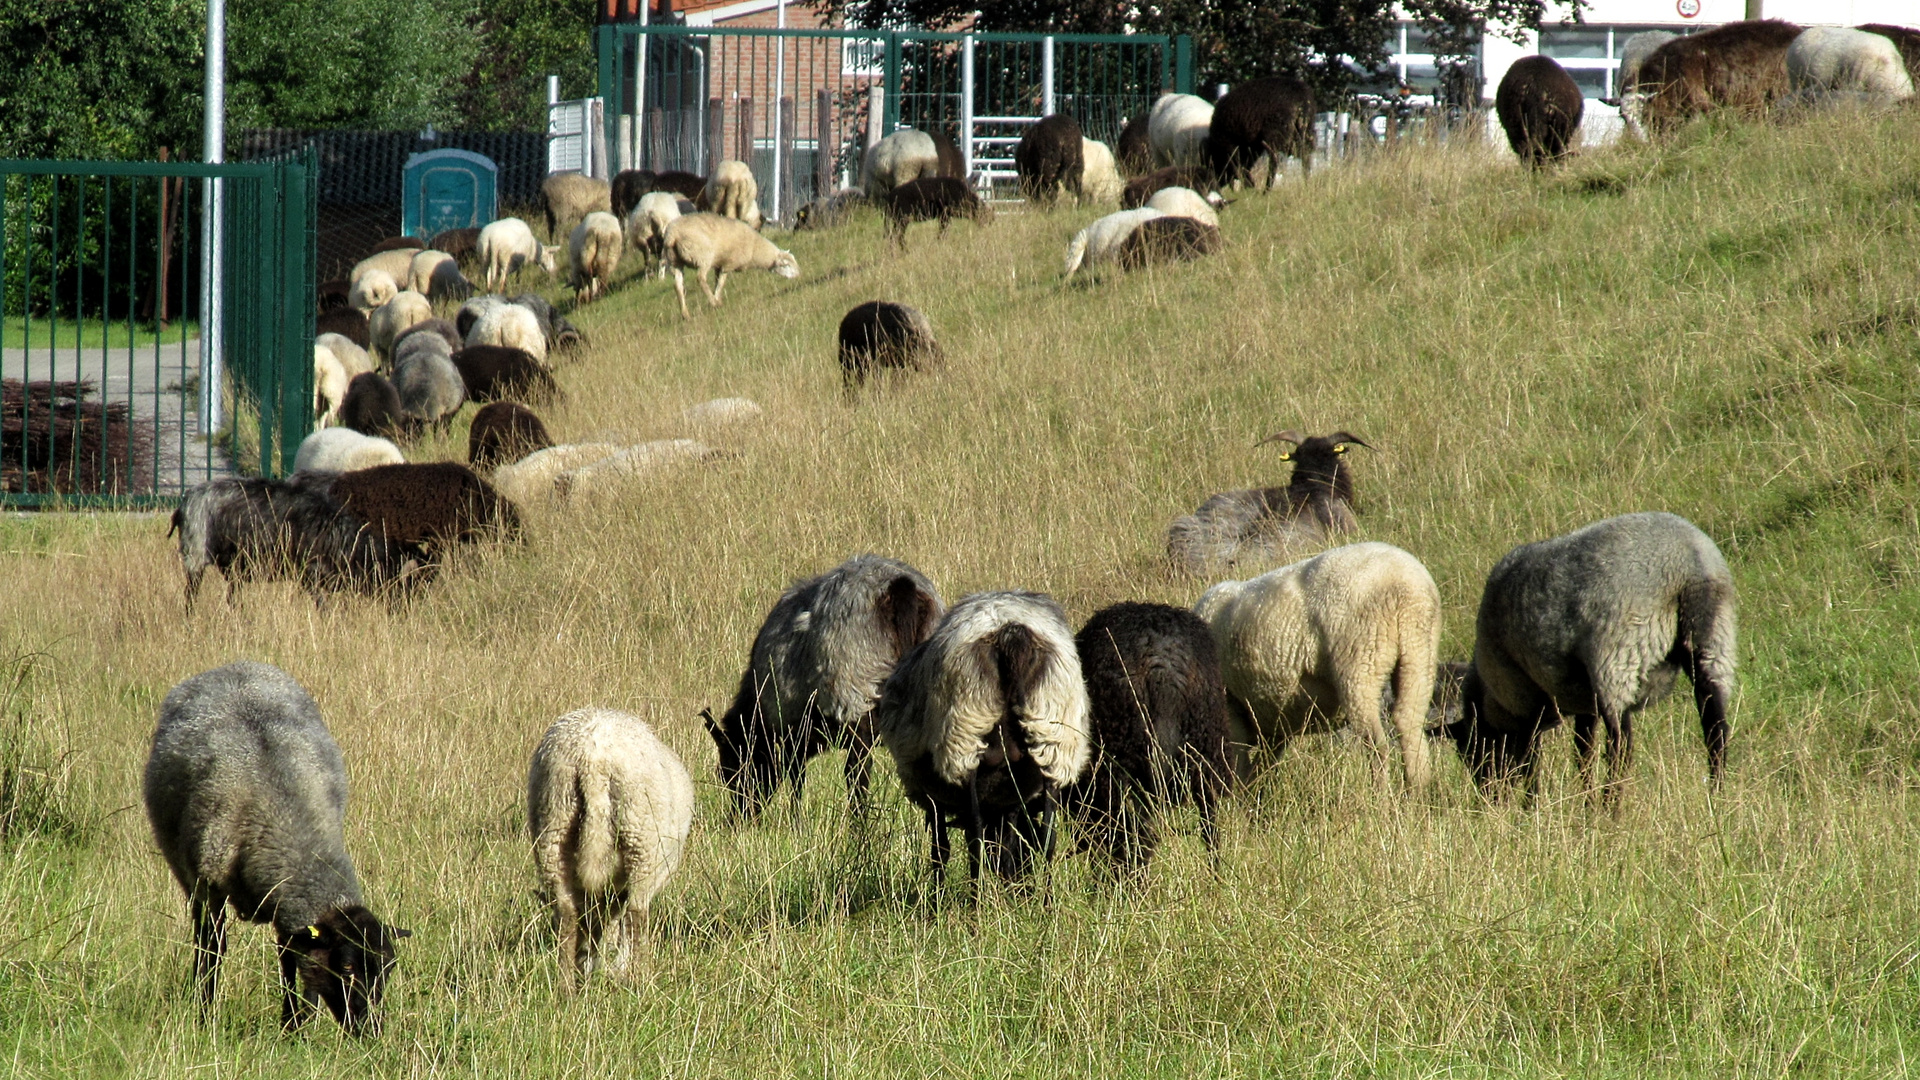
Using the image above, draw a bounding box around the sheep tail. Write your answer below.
[1676,578,1737,693]
[573,767,618,898]
[992,623,1047,721]
[1062,234,1089,278]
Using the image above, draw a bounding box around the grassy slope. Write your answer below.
[2,111,1919,1077]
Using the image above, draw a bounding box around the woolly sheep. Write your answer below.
[567,211,624,304]
[1167,430,1368,575]
[408,249,474,303]
[368,291,433,363]
[663,213,799,320]
[466,301,549,365]
[429,226,481,264]
[1634,19,1804,134]
[1116,113,1152,175]
[700,160,764,230]
[1143,186,1221,229]
[1496,56,1585,168]
[681,397,764,426]
[350,249,416,289]
[478,218,560,293]
[703,555,945,817]
[316,308,371,349]
[169,475,425,607]
[1078,138,1123,205]
[453,345,560,404]
[543,172,612,240]
[506,292,582,353]
[1786,26,1915,105]
[626,192,683,278]
[393,351,467,431]
[1148,92,1215,168]
[467,401,554,470]
[1436,512,1736,804]
[393,317,462,356]
[1121,165,1216,209]
[1194,542,1443,791]
[1063,207,1165,278]
[1114,216,1223,271]
[1613,30,1677,135]
[610,168,705,217]
[1206,77,1316,188]
[145,661,408,1031]
[875,591,1092,881]
[313,333,373,425]
[863,128,942,197]
[293,427,405,474]
[1859,24,1920,84]
[838,301,943,391]
[347,271,397,316]
[881,178,992,251]
[325,462,520,551]
[338,373,403,439]
[490,444,622,505]
[456,294,506,341]
[551,440,722,500]
[528,707,693,993]
[1015,115,1085,205]
[391,325,454,377]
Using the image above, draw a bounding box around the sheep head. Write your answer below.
[282,905,408,1036]
[770,250,800,279]
[1258,430,1369,508]
[702,704,781,819]
[1431,663,1542,796]
[537,245,560,275]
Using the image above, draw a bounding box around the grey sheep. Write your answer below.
[144,661,408,1032]
[1436,512,1737,804]
[1167,430,1369,576]
[393,347,468,432]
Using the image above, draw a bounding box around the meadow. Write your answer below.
[2,108,1919,1077]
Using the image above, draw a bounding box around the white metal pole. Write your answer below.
[1042,36,1054,116]
[200,0,226,437]
[635,8,651,170]
[961,35,975,181]
[773,0,786,220]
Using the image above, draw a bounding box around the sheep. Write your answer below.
[626,192,683,277]
[1786,26,1915,106]
[506,292,582,354]
[699,160,764,230]
[347,270,397,316]
[368,291,433,364]
[456,294,506,341]
[490,443,622,505]
[703,555,945,818]
[567,211,625,304]
[1143,185,1221,228]
[393,317,462,357]
[390,323,453,380]
[452,345,560,405]
[880,177,993,251]
[467,401,554,470]
[876,591,1092,881]
[793,189,868,230]
[1114,216,1223,271]
[1194,542,1443,791]
[1435,512,1736,805]
[681,397,763,426]
[369,234,425,254]
[292,427,404,474]
[528,707,693,993]
[542,171,612,240]
[168,474,426,607]
[1859,24,1920,85]
[408,250,474,304]
[1116,113,1152,175]
[1206,76,1315,188]
[316,308,371,349]
[1148,92,1215,168]
[144,661,409,1031]
[1634,20,1804,135]
[338,373,403,439]
[931,131,965,179]
[1612,30,1677,135]
[313,333,373,425]
[662,213,799,320]
[393,351,466,432]
[1015,114,1085,206]
[862,128,942,197]
[350,249,417,289]
[1062,207,1165,278]
[1120,166,1216,210]
[477,218,560,293]
[1167,430,1368,576]
[466,301,549,366]
[551,440,722,500]
[1064,602,1234,870]
[838,301,943,392]
[1078,138,1123,205]
[317,279,350,312]
[1496,56,1585,168]
[428,227,481,265]
[324,461,520,551]
[611,168,707,217]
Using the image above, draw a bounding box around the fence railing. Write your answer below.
[0,153,315,507]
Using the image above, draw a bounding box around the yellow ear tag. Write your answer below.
[307,925,320,937]
[1278,452,1293,461]
[1334,445,1348,454]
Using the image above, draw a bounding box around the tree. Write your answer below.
[0,0,205,159]
[452,0,599,132]
[227,0,480,132]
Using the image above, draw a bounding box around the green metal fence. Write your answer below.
[0,153,315,508]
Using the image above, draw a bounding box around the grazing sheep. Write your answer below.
[1143,185,1221,228]
[145,661,408,1032]
[1120,166,1216,209]
[699,160,764,230]
[429,227,481,264]
[528,707,693,994]
[1078,138,1123,205]
[1436,512,1736,804]
[466,301,549,365]
[505,292,581,353]
[610,168,654,220]
[350,249,417,289]
[455,294,506,341]
[453,345,560,405]
[881,177,992,251]
[368,291,433,363]
[490,443,622,505]
[1635,19,1804,134]
[662,213,799,320]
[1167,430,1368,575]
[1613,30,1678,135]
[347,271,397,317]
[1194,542,1443,791]
[863,129,943,197]
[1786,26,1915,105]
[1065,602,1234,869]
[1116,113,1152,175]
[681,397,763,426]
[316,308,371,350]
[838,301,943,391]
[793,189,868,230]
[325,462,519,551]
[338,373,403,439]
[1206,77,1315,188]
[393,351,467,431]
[703,555,945,817]
[317,279,350,312]
[1148,92,1215,168]
[467,401,554,470]
[393,317,461,357]
[1062,207,1165,278]
[567,211,625,305]
[168,475,425,607]
[1015,115,1085,205]
[390,328,452,381]
[406,250,451,296]
[478,218,560,293]
[313,333,373,425]
[626,192,683,277]
[416,251,475,304]
[370,235,426,254]
[1497,56,1585,168]
[875,591,1092,881]
[1859,24,1920,85]
[293,427,404,474]
[551,440,722,500]
[1114,216,1223,271]
[543,171,612,240]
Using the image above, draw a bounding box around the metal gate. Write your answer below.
[0,153,316,507]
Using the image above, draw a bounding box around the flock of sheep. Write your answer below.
[139,18,1920,1033]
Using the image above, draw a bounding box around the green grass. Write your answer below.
[0,315,199,352]
[3,110,1920,1076]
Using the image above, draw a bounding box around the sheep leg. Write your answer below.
[1599,705,1636,809]
[1340,670,1396,788]
[711,271,729,305]
[1571,712,1599,798]
[842,716,876,812]
[672,268,692,320]
[615,899,650,980]
[1682,643,1732,784]
[189,887,227,1016]
[554,884,583,994]
[966,774,985,884]
[277,934,318,1030]
[182,567,205,613]
[923,799,950,877]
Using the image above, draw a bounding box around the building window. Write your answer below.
[842,35,885,78]
[1538,25,1684,99]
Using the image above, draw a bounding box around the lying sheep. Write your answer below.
[468,401,554,470]
[1496,56,1585,168]
[1065,602,1234,869]
[325,461,520,551]
[338,373,403,439]
[875,591,1092,881]
[453,345,559,405]
[704,555,945,817]
[663,213,799,320]
[350,249,417,289]
[293,427,405,474]
[568,211,625,304]
[626,192,683,277]
[1206,77,1316,188]
[466,301,548,366]
[316,307,371,349]
[145,661,408,1031]
[393,349,467,431]
[793,189,868,230]
[1194,542,1443,791]
[347,271,397,317]
[478,218,559,293]
[552,440,721,500]
[1063,207,1165,278]
[863,128,943,197]
[1436,512,1736,804]
[1143,185,1221,228]
[491,443,622,505]
[1786,26,1915,105]
[1167,430,1368,575]
[681,397,763,426]
[700,160,764,230]
[528,707,694,993]
[882,177,993,251]
[369,291,433,364]
[1148,92,1215,168]
[543,171,612,240]
[1121,166,1215,209]
[1078,138,1124,205]
[838,301,943,392]
[1114,216,1223,271]
[1015,115,1085,206]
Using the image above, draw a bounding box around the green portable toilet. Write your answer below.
[403,148,498,239]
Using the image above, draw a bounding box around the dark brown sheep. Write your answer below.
[451,345,560,405]
[1114,216,1223,271]
[1206,77,1315,189]
[1014,114,1085,206]
[1116,113,1152,176]
[837,301,943,392]
[368,235,426,255]
[1634,19,1804,134]
[615,169,712,217]
[1495,56,1585,168]
[337,373,403,440]
[326,462,520,551]
[930,130,966,179]
[429,227,481,264]
[1120,166,1214,209]
[880,178,992,250]
[467,401,554,470]
[315,308,370,350]
[317,279,350,313]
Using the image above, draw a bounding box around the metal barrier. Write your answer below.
[0,153,316,507]
[597,25,1190,218]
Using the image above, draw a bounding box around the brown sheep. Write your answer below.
[1634,19,1804,135]
[1495,56,1585,168]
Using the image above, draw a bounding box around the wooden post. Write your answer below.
[707,97,724,176]
[737,97,754,165]
[778,95,794,219]
[646,105,664,171]
[864,86,885,187]
[815,88,834,197]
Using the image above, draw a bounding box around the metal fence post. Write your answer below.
[597,23,616,169]
[1042,36,1055,116]
[883,31,901,132]
[960,35,975,180]
[1174,35,1193,95]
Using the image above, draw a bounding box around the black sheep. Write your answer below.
[1014,114,1085,206]
[1206,77,1316,189]
[337,373,403,439]
[1066,602,1234,869]
[1116,113,1152,176]
[368,235,426,255]
[452,345,561,405]
[315,308,370,350]
[467,401,554,470]
[880,178,992,251]
[317,279,350,313]
[837,301,943,392]
[1114,216,1223,271]
[1496,56,1585,168]
[429,227,481,265]
[610,169,653,220]
[1634,20,1802,134]
[1120,166,1214,209]
[930,130,965,179]
[1166,430,1371,575]
[326,462,521,552]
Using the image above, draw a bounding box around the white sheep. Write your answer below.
[350,248,417,288]
[407,249,474,304]
[465,302,548,366]
[701,160,763,230]
[491,443,623,505]
[662,213,799,320]
[626,192,683,278]
[681,397,763,426]
[1144,185,1221,228]
[552,440,720,500]
[1193,541,1443,791]
[293,427,405,473]
[478,218,560,293]
[568,211,625,304]
[368,290,433,363]
[1148,93,1214,167]
[312,333,373,425]
[1787,26,1915,106]
[348,269,398,315]
[528,707,694,993]
[1062,207,1165,278]
[862,129,941,197]
[1079,137,1123,205]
